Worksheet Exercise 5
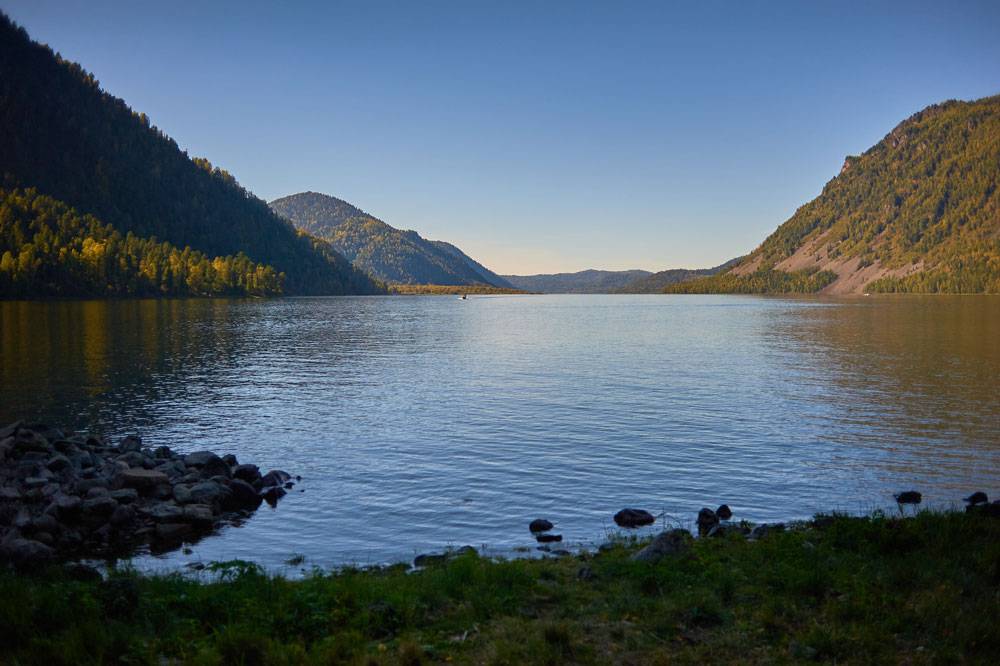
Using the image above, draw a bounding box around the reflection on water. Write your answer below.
[1,295,998,570]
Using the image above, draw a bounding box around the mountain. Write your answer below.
[503,269,652,293]
[269,192,510,287]
[669,95,1000,294]
[0,13,381,297]
[617,257,744,293]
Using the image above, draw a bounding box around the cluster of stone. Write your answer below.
[0,421,295,568]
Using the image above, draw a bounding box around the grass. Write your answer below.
[1,510,999,664]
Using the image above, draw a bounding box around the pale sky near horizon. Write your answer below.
[4,1,1000,274]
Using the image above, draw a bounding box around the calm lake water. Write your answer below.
[1,295,999,571]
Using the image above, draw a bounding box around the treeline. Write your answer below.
[0,188,283,298]
[867,249,1000,294]
[662,269,838,294]
[0,14,381,296]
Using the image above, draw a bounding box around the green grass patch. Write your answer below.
[2,510,998,664]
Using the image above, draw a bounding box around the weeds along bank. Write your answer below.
[1,510,998,664]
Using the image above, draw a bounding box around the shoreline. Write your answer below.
[2,508,998,663]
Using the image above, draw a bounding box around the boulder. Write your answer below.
[716,504,733,520]
[529,518,554,533]
[153,446,173,459]
[964,491,988,506]
[614,508,655,528]
[173,484,194,504]
[46,454,73,472]
[260,470,292,488]
[0,537,56,567]
[182,504,215,527]
[110,488,139,504]
[121,468,169,490]
[155,523,192,542]
[224,479,262,510]
[232,464,261,484]
[536,533,563,543]
[183,451,222,467]
[261,486,286,506]
[142,503,185,523]
[632,529,692,562]
[188,481,229,506]
[118,435,142,453]
[696,508,719,536]
[115,451,149,468]
[109,504,136,528]
[894,491,922,505]
[82,496,118,517]
[221,454,238,467]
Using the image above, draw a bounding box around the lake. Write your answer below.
[1,294,999,571]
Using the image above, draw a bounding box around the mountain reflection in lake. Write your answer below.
[1,295,998,570]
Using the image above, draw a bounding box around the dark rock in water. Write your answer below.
[696,508,719,536]
[221,454,238,467]
[260,470,292,488]
[632,529,692,562]
[536,534,563,543]
[964,491,988,505]
[224,479,262,510]
[142,503,185,523]
[153,446,173,459]
[716,504,733,520]
[529,518,554,533]
[182,451,218,467]
[261,486,286,506]
[82,496,118,517]
[894,491,922,504]
[614,508,655,528]
[233,464,261,484]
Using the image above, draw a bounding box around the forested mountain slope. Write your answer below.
[0,13,380,297]
[617,257,743,293]
[270,192,509,286]
[670,95,1000,294]
[503,269,652,293]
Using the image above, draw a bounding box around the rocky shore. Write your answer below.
[0,421,296,567]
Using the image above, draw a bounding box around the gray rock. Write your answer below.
[221,454,238,467]
[697,508,719,536]
[232,464,261,484]
[110,488,139,504]
[261,486,286,506]
[173,484,194,504]
[716,504,733,520]
[153,445,173,459]
[536,534,563,543]
[632,529,692,562]
[183,451,222,467]
[86,486,109,499]
[119,435,143,453]
[529,518,554,533]
[182,504,215,526]
[82,496,117,517]
[188,481,229,506]
[46,454,73,472]
[121,468,169,490]
[155,523,192,542]
[142,503,185,523]
[0,537,56,567]
[614,508,656,528]
[224,479,262,510]
[260,470,292,488]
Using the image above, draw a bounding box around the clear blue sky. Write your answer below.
[5,1,1000,274]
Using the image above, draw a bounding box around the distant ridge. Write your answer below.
[670,95,1000,294]
[0,13,380,297]
[617,257,743,293]
[502,269,652,294]
[270,191,512,287]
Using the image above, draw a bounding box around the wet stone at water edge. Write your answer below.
[0,421,297,568]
